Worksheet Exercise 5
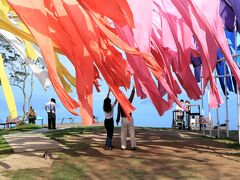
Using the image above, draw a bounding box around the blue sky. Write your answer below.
[1,37,240,130]
[0,57,239,130]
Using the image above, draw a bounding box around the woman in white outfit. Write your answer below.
[103,89,117,150]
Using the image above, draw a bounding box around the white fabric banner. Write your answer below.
[0,29,51,89]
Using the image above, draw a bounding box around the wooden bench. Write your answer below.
[0,116,21,129]
[36,117,44,126]
[93,115,99,123]
[60,116,99,124]
[25,116,44,126]
[0,122,17,129]
[61,117,75,124]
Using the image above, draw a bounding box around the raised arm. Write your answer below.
[112,98,118,107]
[106,88,110,98]
[116,103,121,126]
[129,86,135,103]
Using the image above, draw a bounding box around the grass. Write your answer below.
[45,126,106,143]
[0,135,13,159]
[2,126,240,179]
[135,126,170,131]
[128,157,145,166]
[168,171,198,180]
[3,155,89,180]
[3,126,147,179]
[213,138,240,149]
[3,169,47,180]
[0,124,43,136]
[126,168,147,179]
[49,160,88,180]
[0,124,43,159]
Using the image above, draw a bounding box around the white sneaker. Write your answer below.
[121,146,126,151]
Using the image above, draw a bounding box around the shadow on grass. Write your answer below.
[44,127,240,160]
[0,124,43,136]
[3,169,47,179]
[2,127,240,179]
[45,126,106,138]
[40,127,240,179]
[0,124,43,157]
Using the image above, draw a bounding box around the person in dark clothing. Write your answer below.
[185,100,191,130]
[103,89,117,150]
[116,86,136,151]
[27,106,36,124]
[45,98,56,129]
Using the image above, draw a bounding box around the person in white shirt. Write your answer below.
[103,89,117,150]
[45,98,56,129]
[174,99,185,129]
[175,99,184,112]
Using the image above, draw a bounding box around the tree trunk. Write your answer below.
[28,72,34,108]
[22,76,27,121]
[22,89,26,120]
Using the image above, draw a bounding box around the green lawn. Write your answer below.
[2,126,240,179]
[0,124,43,135]
[1,127,204,179]
[45,126,105,138]
[0,134,13,159]
[3,126,106,180]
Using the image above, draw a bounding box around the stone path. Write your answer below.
[0,129,67,172]
[0,153,53,171]
[3,129,68,153]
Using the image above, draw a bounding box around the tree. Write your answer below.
[0,34,34,120]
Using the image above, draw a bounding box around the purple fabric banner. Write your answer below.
[220,0,240,32]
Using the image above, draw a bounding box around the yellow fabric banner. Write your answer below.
[0,0,10,16]
[55,54,73,93]
[0,54,18,118]
[55,54,76,87]
[19,22,38,60]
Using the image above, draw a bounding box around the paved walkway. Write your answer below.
[3,129,68,153]
[0,129,68,173]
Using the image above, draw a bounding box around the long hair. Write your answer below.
[103,98,112,113]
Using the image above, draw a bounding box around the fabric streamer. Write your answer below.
[1,0,240,124]
[0,54,18,118]
[0,29,51,89]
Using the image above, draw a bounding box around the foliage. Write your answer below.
[0,34,39,119]
[0,34,29,87]
[0,134,13,159]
